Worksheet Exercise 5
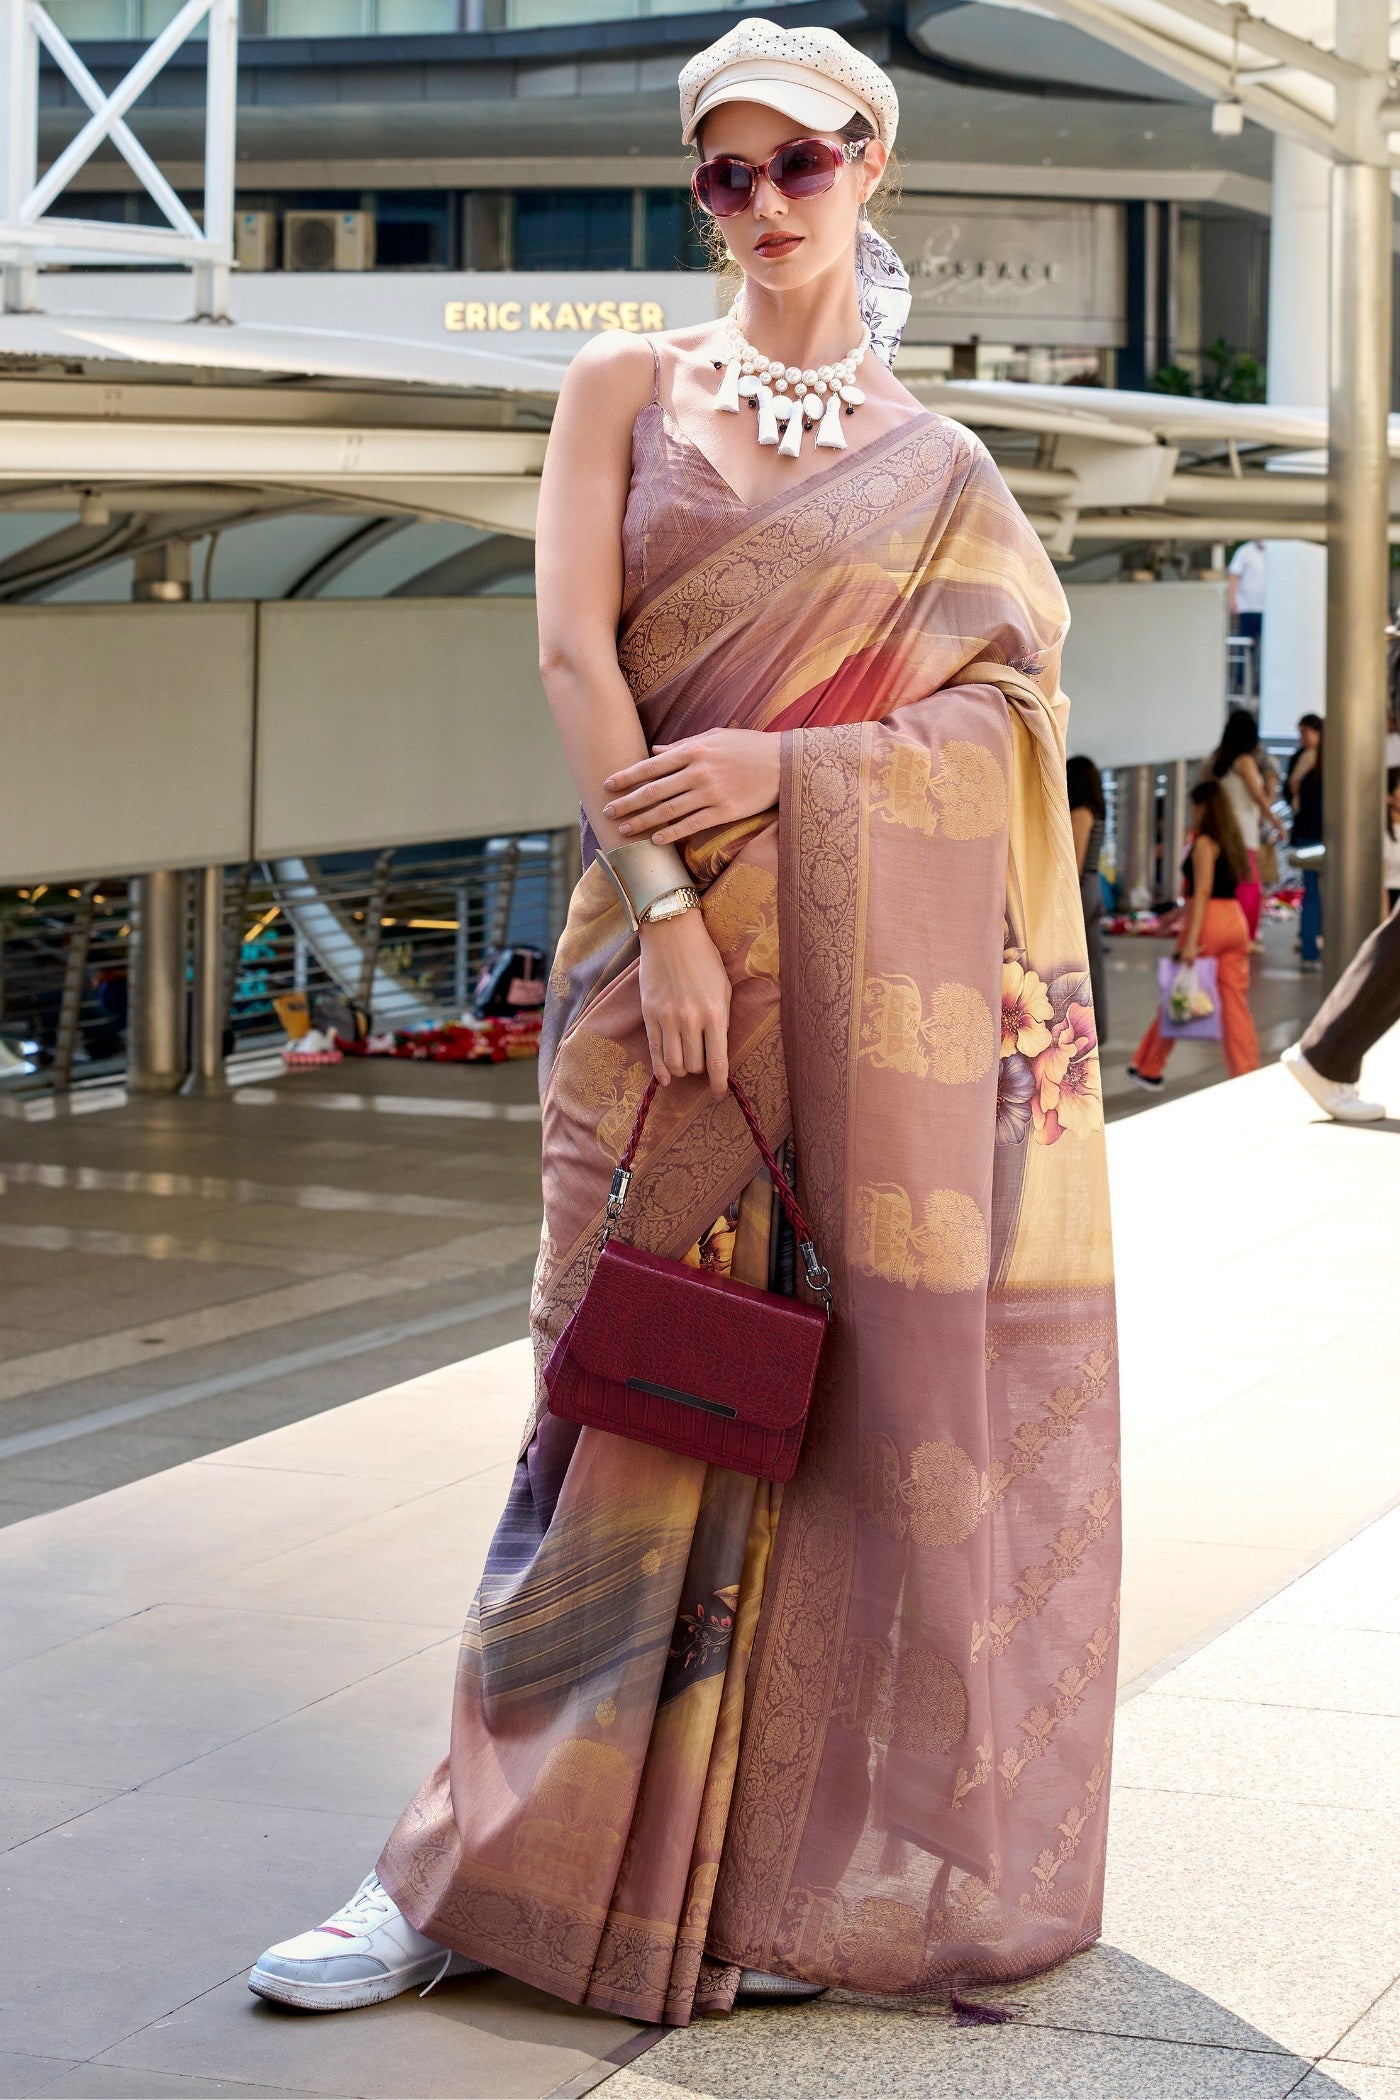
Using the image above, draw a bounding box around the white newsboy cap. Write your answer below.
[678,17,899,151]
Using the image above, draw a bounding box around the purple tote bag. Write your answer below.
[1157,956,1223,1040]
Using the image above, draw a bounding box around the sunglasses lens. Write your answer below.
[771,138,841,198]
[693,157,753,219]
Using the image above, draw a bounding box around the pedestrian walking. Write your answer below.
[1386,767,1400,913]
[1227,539,1265,696]
[1283,889,1400,1122]
[1128,779,1261,1088]
[250,17,1121,2028]
[1286,714,1324,968]
[1209,707,1286,942]
[1067,754,1108,1038]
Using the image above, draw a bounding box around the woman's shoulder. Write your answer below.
[565,320,726,402]
[553,331,665,454]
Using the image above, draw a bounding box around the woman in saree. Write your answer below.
[250,16,1122,2028]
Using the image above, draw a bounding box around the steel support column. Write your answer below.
[127,869,188,1093]
[1324,58,1392,989]
[1115,764,1157,911]
[1161,759,1192,899]
[182,865,228,1096]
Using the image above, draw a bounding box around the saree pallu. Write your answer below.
[379,409,1122,2025]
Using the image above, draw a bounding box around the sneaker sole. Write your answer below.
[248,1956,476,2012]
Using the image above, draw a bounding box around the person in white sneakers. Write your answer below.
[250,1877,819,2013]
[1282,893,1400,1123]
[250,1873,486,2011]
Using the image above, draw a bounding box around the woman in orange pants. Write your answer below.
[1129,778,1261,1087]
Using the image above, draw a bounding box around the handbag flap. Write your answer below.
[556,1241,823,1432]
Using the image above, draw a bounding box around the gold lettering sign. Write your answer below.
[445,296,665,335]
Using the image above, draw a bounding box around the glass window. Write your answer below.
[513,190,633,272]
[267,0,365,31]
[140,0,206,33]
[48,193,169,225]
[377,0,456,27]
[43,0,132,34]
[644,189,708,271]
[462,193,511,271]
[505,0,636,23]
[372,190,452,268]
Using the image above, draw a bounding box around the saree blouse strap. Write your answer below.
[646,336,661,406]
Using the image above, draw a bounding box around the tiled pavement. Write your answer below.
[0,910,1321,1530]
[0,1055,544,1526]
[1,978,1391,2099]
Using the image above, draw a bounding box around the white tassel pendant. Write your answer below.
[756,385,780,447]
[714,359,742,414]
[778,404,805,458]
[815,392,848,451]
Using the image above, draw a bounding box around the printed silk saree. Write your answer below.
[379,407,1122,2026]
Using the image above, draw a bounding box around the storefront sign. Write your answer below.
[36,270,717,355]
[891,198,1124,347]
[37,223,1117,360]
[444,295,667,335]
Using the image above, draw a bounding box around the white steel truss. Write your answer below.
[0,0,238,318]
[993,0,1399,163]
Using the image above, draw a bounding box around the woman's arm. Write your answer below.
[535,334,661,848]
[535,334,732,1095]
[1178,838,1215,962]
[1070,804,1094,875]
[1237,752,1285,839]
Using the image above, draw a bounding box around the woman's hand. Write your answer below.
[602,730,781,847]
[638,909,731,1096]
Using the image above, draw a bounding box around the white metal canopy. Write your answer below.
[3,321,1400,579]
[986,0,1400,161]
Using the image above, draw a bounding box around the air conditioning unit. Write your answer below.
[283,210,374,273]
[234,209,277,272]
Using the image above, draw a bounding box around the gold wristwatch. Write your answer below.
[597,842,699,932]
[639,885,701,926]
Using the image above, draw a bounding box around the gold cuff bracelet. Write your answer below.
[597,840,694,933]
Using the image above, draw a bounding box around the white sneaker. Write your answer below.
[1281,1044,1385,1123]
[249,1871,486,2011]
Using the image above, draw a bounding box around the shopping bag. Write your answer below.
[1157,957,1222,1040]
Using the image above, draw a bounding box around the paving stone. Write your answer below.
[0,1461,432,1608]
[176,1465,514,1627]
[1253,1508,1400,1634]
[1295,2071,1400,2100]
[98,1972,641,2100]
[145,1637,458,1819]
[0,1780,116,1853]
[1328,1980,1400,2075]
[0,1603,450,1791]
[1154,1621,1400,1719]
[1101,1788,1400,2060]
[0,2053,77,2100]
[622,2003,1313,2099]
[1113,1694,1400,1811]
[0,1790,391,2063]
[40,2069,320,2098]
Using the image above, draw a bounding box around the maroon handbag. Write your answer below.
[543,1077,831,1482]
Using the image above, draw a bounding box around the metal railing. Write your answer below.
[0,831,570,1094]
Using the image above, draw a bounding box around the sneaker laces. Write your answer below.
[420,1950,455,1999]
[321,1872,394,1936]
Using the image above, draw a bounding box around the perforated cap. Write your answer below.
[679,17,899,150]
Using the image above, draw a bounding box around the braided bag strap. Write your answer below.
[614,1076,829,1303]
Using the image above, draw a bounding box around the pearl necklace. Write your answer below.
[711,306,870,460]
